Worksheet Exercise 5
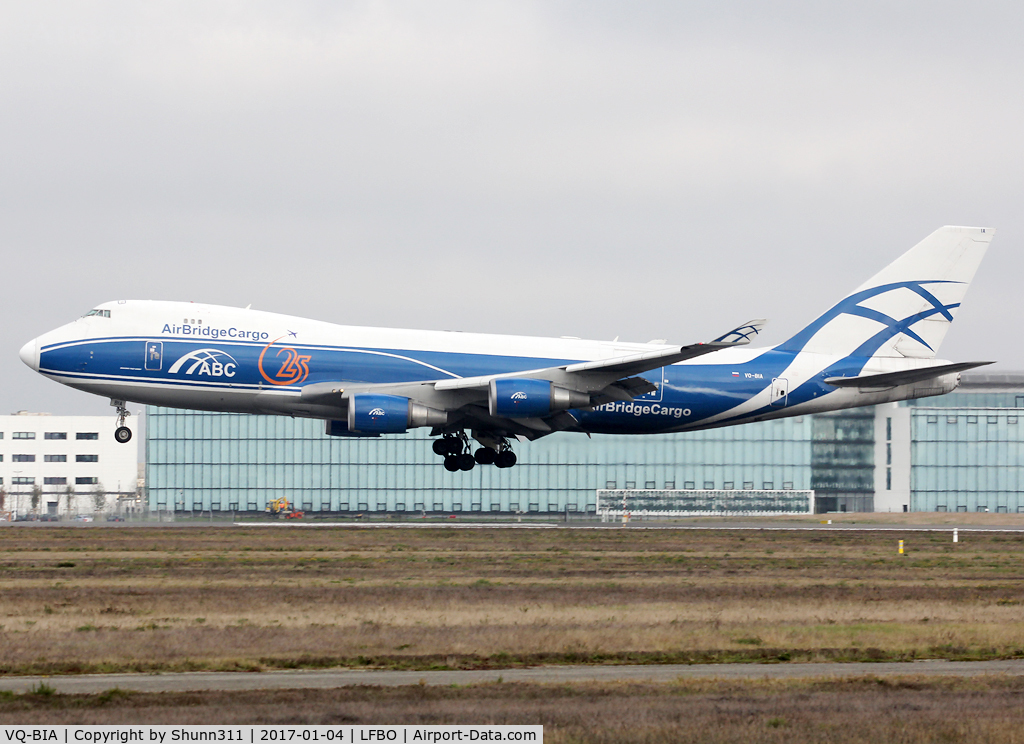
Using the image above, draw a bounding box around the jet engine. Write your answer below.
[347,394,448,433]
[488,378,590,418]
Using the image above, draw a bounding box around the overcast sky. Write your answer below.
[2,1,1022,417]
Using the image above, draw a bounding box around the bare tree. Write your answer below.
[64,485,75,519]
[0,487,6,512]
[92,483,106,513]
[30,485,42,515]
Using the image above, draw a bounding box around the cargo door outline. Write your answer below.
[770,377,789,407]
[631,367,666,404]
[145,341,163,371]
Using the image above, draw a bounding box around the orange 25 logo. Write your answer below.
[258,337,311,386]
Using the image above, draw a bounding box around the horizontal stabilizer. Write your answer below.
[824,361,994,388]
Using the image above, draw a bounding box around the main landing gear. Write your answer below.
[432,433,517,471]
[112,399,132,444]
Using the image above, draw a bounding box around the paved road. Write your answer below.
[244,521,1024,532]
[3,660,1024,694]
[7,521,1024,532]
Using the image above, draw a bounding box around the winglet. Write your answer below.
[712,319,767,345]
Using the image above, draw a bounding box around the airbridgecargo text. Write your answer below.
[161,324,269,341]
[0,728,541,744]
[593,402,690,418]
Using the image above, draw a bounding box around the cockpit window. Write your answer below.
[83,309,111,318]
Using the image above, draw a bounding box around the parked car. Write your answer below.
[106,515,125,522]
[74,515,93,522]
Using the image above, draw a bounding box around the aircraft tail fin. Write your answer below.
[777,226,994,358]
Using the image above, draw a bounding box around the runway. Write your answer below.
[3,660,1024,695]
[239,521,1024,532]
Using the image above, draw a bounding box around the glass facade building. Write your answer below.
[144,373,1024,515]
[145,407,811,514]
[910,408,1024,513]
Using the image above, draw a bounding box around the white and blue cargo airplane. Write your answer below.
[19,226,994,471]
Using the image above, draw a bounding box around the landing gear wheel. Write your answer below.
[495,450,517,469]
[432,439,450,456]
[474,447,497,465]
[111,399,132,444]
[457,453,476,471]
[443,456,461,472]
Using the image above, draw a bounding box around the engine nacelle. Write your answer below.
[324,420,380,438]
[488,378,590,418]
[347,394,448,433]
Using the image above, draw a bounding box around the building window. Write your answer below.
[723,482,734,490]
[763,482,774,490]
[44,477,67,486]
[75,477,98,485]
[664,481,675,490]
[936,505,947,512]
[886,443,892,465]
[645,481,656,489]
[12,477,34,485]
[782,482,793,490]
[76,432,99,440]
[703,481,715,490]
[886,468,892,490]
[44,432,67,440]
[684,481,695,490]
[624,481,635,490]
[886,417,892,441]
[76,455,99,463]
[44,455,66,463]
[12,454,35,463]
[967,416,978,424]
[605,481,616,489]
[0,455,3,462]
[947,416,958,424]
[927,415,938,424]
[743,482,754,490]
[12,432,35,439]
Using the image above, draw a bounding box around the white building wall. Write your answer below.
[873,403,911,512]
[0,413,138,516]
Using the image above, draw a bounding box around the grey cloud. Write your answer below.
[1,1,1021,415]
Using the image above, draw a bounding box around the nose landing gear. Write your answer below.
[112,400,132,444]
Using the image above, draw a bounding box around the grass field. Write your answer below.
[5,676,1024,742]
[1,522,1023,675]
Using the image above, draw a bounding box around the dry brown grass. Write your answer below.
[4,676,1024,743]
[1,525,1023,673]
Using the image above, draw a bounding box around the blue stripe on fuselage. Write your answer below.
[39,337,838,433]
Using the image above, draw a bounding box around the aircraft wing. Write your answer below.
[433,318,768,394]
[301,319,766,439]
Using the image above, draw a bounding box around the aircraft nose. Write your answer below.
[19,338,38,371]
